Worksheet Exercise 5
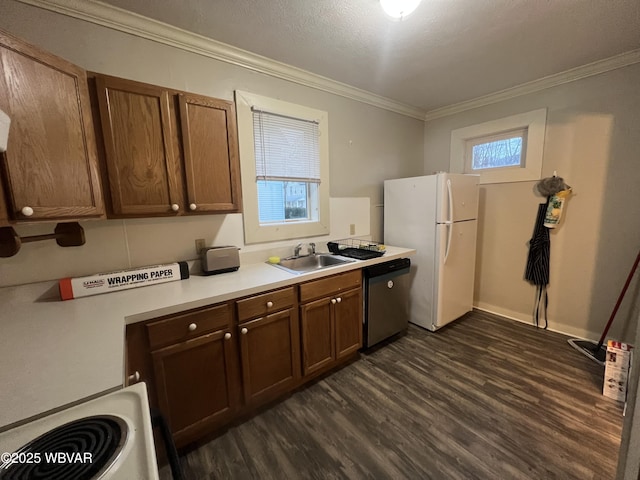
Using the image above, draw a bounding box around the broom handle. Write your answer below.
[596,248,640,350]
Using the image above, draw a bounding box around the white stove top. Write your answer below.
[0,383,158,479]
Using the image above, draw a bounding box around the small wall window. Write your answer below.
[450,109,546,184]
[236,91,330,244]
[466,128,526,171]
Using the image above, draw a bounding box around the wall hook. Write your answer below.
[0,222,85,258]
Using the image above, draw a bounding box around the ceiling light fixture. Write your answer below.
[380,0,422,19]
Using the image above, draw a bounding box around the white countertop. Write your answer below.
[0,246,414,429]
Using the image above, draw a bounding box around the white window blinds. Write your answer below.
[252,108,321,183]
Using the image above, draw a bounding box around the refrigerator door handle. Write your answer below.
[446,178,454,224]
[444,222,453,265]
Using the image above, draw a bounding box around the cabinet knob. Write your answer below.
[21,206,34,217]
[336,297,342,303]
[171,203,180,212]
[188,323,197,331]
[241,327,248,335]
[189,203,197,211]
[331,298,337,304]
[266,301,274,308]
[224,332,231,340]
[128,371,140,383]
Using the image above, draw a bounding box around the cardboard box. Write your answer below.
[603,340,633,402]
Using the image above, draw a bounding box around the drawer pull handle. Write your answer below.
[336,297,342,303]
[128,371,140,383]
[331,298,337,305]
[188,323,197,331]
[189,203,197,211]
[224,332,231,340]
[171,203,180,212]
[266,301,274,308]
[21,206,34,217]
[241,327,248,335]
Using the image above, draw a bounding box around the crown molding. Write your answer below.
[15,0,640,123]
[16,0,427,120]
[424,49,640,121]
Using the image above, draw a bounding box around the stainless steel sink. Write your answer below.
[270,253,355,274]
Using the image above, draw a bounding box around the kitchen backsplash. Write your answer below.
[0,197,371,288]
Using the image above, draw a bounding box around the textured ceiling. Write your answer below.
[99,0,640,111]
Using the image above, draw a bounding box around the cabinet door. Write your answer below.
[300,297,335,375]
[95,75,183,216]
[178,93,241,213]
[0,175,8,225]
[0,30,103,221]
[335,287,363,359]
[238,309,300,406]
[152,329,240,447]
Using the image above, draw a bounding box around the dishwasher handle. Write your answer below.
[364,258,411,278]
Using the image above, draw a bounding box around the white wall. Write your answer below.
[0,1,424,287]
[425,64,640,343]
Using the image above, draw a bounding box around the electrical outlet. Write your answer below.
[195,238,206,255]
[349,224,356,235]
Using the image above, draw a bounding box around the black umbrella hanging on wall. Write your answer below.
[525,201,551,328]
[524,174,571,329]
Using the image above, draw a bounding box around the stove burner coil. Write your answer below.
[0,415,127,480]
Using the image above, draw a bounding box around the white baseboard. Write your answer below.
[473,304,600,342]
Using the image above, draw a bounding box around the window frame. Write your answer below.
[235,90,330,244]
[450,109,547,184]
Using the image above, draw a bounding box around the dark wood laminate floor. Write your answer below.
[160,311,623,480]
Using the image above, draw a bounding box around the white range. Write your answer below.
[0,383,158,479]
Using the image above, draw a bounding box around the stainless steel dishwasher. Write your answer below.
[363,257,411,348]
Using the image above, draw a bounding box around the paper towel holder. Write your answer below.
[0,222,85,257]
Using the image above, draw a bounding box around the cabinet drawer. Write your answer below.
[147,303,231,350]
[237,287,296,322]
[299,270,362,303]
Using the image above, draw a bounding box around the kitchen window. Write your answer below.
[235,91,330,244]
[450,109,546,184]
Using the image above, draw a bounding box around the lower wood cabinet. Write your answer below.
[299,270,363,377]
[300,298,334,375]
[238,308,301,407]
[125,270,363,449]
[236,286,300,407]
[125,301,241,448]
[152,328,240,446]
[334,287,363,359]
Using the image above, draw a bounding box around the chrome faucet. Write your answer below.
[293,242,316,257]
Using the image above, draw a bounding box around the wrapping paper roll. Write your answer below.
[59,262,189,300]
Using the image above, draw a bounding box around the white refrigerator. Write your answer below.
[384,173,479,331]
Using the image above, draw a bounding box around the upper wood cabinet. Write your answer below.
[178,93,241,213]
[0,177,8,226]
[0,29,104,221]
[92,74,241,217]
[94,76,181,216]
